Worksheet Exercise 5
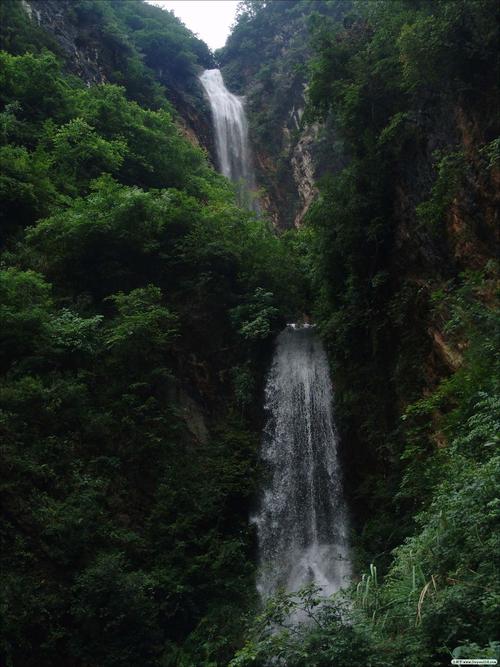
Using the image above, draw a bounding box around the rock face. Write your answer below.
[21,0,109,84]
[218,2,352,228]
[290,121,319,227]
[248,95,322,229]
[242,84,322,229]
[253,113,319,228]
[249,101,349,229]
[162,82,216,160]
[172,385,209,445]
[391,99,498,389]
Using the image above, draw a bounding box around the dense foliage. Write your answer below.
[0,1,498,665]
[0,0,214,111]
[306,0,499,554]
[0,6,305,665]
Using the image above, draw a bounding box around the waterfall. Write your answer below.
[199,68,258,210]
[253,324,351,600]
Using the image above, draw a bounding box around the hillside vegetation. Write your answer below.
[0,3,304,665]
[0,1,499,666]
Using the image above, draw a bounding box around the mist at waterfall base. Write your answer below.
[199,69,259,211]
[253,324,351,601]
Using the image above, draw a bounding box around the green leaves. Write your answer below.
[47,309,103,356]
[70,552,161,667]
[0,268,52,369]
[0,51,72,128]
[0,144,58,239]
[49,117,127,192]
[231,585,379,667]
[416,150,466,230]
[230,288,279,341]
[104,285,178,364]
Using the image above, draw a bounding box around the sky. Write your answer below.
[146,1,240,51]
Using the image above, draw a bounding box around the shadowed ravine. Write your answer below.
[253,324,351,600]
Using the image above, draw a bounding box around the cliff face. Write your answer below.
[252,99,321,228]
[394,101,498,379]
[20,0,108,83]
[222,0,498,353]
[219,0,351,229]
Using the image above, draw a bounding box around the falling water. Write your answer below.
[199,68,258,210]
[253,324,351,600]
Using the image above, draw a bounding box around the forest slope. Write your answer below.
[0,2,305,665]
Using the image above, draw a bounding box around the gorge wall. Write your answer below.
[218,0,351,228]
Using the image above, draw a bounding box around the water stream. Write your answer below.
[253,324,351,599]
[199,68,258,210]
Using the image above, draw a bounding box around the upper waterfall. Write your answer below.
[199,68,258,210]
[253,324,351,600]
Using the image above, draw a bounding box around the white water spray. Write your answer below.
[199,68,258,210]
[253,324,351,599]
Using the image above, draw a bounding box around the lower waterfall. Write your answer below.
[253,324,351,600]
